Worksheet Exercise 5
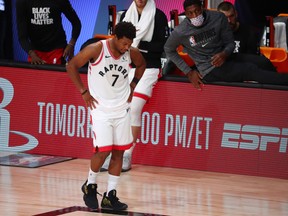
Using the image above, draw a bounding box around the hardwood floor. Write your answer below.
[0,158,288,216]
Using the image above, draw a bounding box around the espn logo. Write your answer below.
[221,123,288,153]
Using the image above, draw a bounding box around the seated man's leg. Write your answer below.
[203,60,288,85]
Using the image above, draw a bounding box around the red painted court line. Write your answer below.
[32,206,167,216]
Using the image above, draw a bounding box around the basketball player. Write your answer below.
[66,21,146,210]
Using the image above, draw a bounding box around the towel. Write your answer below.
[274,22,287,51]
[123,0,156,48]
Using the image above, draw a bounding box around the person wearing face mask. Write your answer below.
[164,0,288,88]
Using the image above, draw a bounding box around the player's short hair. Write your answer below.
[217,1,235,11]
[114,21,136,40]
[183,0,203,10]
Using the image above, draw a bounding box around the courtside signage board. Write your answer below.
[1,66,287,179]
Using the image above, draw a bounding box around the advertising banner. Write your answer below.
[1,66,287,179]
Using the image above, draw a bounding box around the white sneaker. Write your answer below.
[121,152,132,172]
[100,152,132,172]
[100,153,111,172]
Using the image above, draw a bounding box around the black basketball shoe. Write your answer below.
[101,189,128,210]
[81,180,99,210]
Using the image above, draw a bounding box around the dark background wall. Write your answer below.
[4,0,288,62]
[1,0,13,60]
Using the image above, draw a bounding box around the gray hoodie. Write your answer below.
[164,10,235,77]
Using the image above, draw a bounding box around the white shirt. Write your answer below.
[88,39,132,118]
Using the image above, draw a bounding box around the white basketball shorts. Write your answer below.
[90,108,133,152]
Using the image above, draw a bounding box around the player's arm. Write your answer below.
[66,42,102,109]
[129,47,146,90]
[66,42,102,93]
[62,0,82,61]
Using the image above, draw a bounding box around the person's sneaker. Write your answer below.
[100,154,111,172]
[121,153,132,172]
[81,180,99,210]
[101,189,128,210]
[100,153,132,172]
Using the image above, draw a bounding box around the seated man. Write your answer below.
[217,1,277,72]
[164,0,288,89]
[163,1,278,76]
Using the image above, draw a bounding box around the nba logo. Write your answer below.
[189,36,196,47]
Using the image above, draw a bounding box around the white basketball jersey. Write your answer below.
[88,39,132,116]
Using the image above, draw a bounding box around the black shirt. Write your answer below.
[16,0,81,52]
[233,24,259,54]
